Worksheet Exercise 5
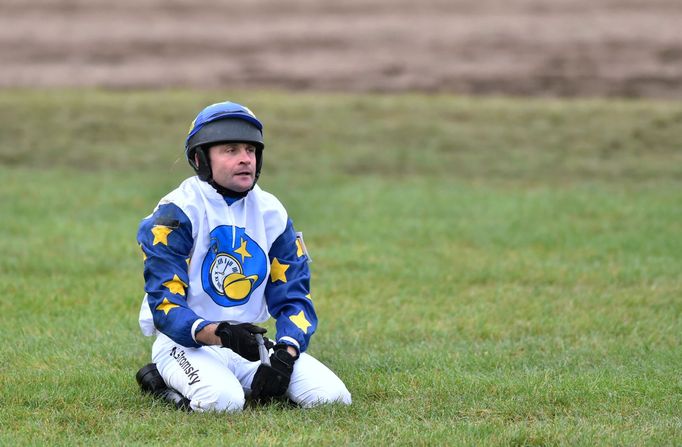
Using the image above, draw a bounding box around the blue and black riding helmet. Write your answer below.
[185,101,265,195]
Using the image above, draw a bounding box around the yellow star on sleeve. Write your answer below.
[296,239,304,258]
[234,238,252,263]
[290,310,312,334]
[162,275,188,296]
[151,225,173,246]
[139,244,147,261]
[270,258,289,283]
[156,297,179,315]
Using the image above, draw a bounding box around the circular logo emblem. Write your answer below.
[209,253,259,300]
[201,225,267,307]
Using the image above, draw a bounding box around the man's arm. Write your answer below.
[195,323,221,345]
[265,219,318,353]
[138,203,212,348]
[195,324,297,357]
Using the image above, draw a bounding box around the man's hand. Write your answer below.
[214,322,268,361]
[250,344,298,403]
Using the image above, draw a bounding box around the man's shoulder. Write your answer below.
[161,177,202,202]
[249,185,286,212]
[248,185,289,236]
[157,177,212,209]
[148,177,209,225]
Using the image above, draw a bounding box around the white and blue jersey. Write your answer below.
[137,177,316,352]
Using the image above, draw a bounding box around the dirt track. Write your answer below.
[2,0,681,97]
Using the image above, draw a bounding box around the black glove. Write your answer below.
[214,322,269,361]
[250,344,298,403]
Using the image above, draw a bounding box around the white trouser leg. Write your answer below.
[286,353,352,408]
[151,334,259,412]
[151,334,351,411]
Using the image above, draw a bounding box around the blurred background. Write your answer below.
[2,0,681,98]
[2,2,681,444]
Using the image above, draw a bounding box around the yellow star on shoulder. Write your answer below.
[296,239,304,258]
[139,244,147,261]
[306,293,312,300]
[151,225,173,246]
[270,258,289,283]
[290,310,312,334]
[156,297,179,315]
[234,238,252,263]
[162,275,188,296]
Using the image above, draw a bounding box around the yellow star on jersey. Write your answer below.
[139,244,147,261]
[162,275,188,296]
[186,257,191,267]
[234,238,252,263]
[296,239,304,258]
[270,258,289,283]
[151,225,173,246]
[156,297,179,315]
[290,310,312,334]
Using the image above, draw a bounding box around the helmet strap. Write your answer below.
[190,147,212,182]
[191,145,262,200]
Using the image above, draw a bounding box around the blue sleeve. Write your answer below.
[265,219,317,352]
[137,203,210,348]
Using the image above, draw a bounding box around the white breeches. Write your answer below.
[151,334,352,412]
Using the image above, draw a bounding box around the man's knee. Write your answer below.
[189,384,245,412]
[296,383,352,408]
[290,354,352,408]
[316,385,352,407]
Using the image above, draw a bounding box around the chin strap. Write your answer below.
[192,146,261,199]
[208,179,250,199]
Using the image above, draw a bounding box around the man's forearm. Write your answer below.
[196,323,221,345]
[196,323,298,357]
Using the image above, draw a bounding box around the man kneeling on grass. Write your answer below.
[134,100,351,412]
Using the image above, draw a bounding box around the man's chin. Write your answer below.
[229,178,254,192]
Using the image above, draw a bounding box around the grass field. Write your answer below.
[0,90,680,446]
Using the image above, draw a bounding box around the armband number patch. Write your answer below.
[295,232,312,263]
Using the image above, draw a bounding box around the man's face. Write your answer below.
[204,142,257,192]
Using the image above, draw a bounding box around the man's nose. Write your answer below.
[238,148,251,163]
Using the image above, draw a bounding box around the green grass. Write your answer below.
[0,89,680,446]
